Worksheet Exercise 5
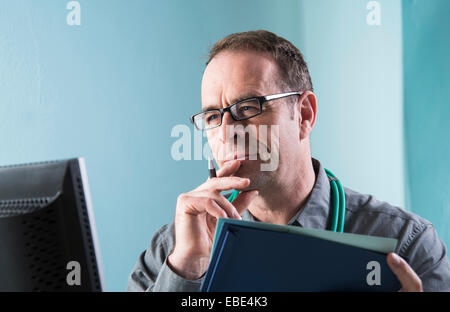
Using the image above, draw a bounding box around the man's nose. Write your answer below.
[219,111,237,144]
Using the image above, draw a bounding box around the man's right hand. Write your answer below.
[167,160,259,280]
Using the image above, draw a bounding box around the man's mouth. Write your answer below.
[223,153,258,162]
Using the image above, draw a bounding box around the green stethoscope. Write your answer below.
[226,168,346,233]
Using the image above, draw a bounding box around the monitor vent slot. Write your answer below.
[0,193,60,217]
[21,207,66,291]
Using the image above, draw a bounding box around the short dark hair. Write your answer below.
[207,30,314,93]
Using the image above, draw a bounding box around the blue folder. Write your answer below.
[201,219,401,292]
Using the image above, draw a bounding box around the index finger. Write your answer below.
[207,176,250,192]
[216,160,242,178]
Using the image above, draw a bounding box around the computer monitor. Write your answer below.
[0,157,105,291]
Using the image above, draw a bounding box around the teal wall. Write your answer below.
[299,0,405,208]
[2,0,446,291]
[402,0,450,247]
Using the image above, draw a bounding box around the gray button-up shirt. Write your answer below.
[126,158,450,291]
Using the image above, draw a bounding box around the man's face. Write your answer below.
[201,50,302,190]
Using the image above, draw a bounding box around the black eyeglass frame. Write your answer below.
[190,91,304,131]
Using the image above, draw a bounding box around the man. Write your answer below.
[127,30,450,292]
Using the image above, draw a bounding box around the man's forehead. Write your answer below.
[201,50,279,109]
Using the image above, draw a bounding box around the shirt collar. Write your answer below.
[241,158,331,230]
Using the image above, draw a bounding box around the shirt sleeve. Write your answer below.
[126,224,204,292]
[400,223,450,291]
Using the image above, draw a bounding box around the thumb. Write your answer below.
[231,190,259,216]
[386,252,423,292]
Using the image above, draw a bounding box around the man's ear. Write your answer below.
[296,91,317,140]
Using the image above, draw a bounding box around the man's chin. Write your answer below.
[231,159,257,176]
[232,160,266,189]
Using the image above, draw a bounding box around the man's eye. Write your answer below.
[206,114,219,122]
[239,105,258,113]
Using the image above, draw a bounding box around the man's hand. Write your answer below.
[167,159,258,280]
[387,252,423,292]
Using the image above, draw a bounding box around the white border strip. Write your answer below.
[78,157,106,291]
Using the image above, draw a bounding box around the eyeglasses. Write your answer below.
[190,91,303,131]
